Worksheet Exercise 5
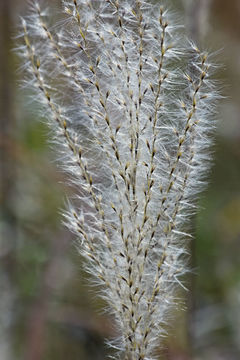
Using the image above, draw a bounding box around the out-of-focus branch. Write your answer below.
[0,1,16,360]
[0,0,15,231]
[24,233,70,360]
[182,0,212,43]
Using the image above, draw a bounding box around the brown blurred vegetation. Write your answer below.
[0,0,240,359]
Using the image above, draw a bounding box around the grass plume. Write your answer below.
[18,1,219,359]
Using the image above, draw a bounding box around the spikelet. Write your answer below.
[18,1,218,359]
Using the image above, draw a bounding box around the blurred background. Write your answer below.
[0,0,239,359]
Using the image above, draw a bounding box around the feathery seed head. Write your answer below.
[18,1,219,359]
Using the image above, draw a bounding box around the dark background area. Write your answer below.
[0,0,240,359]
